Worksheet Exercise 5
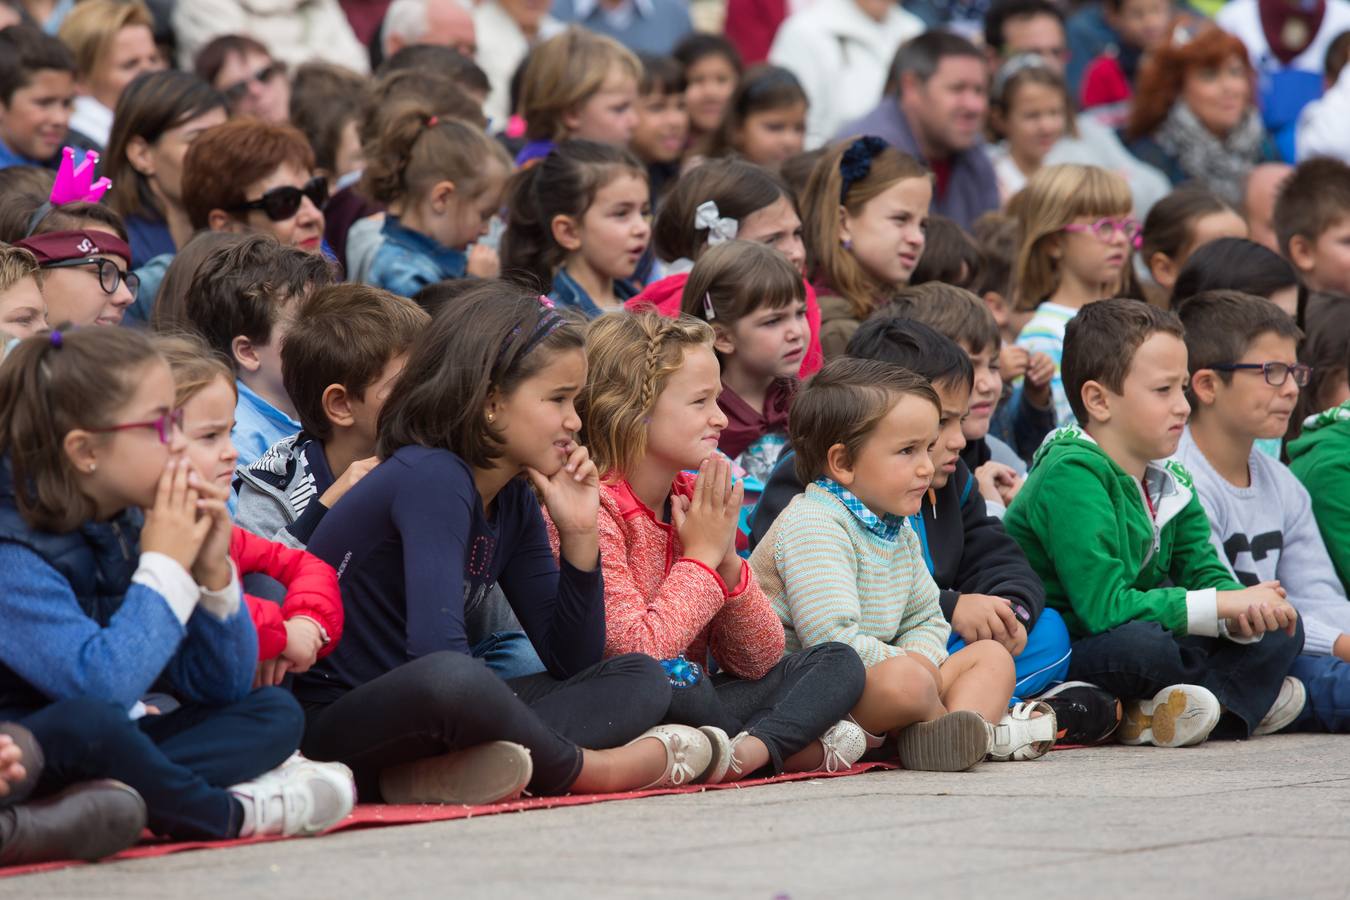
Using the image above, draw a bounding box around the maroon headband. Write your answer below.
[14,229,132,266]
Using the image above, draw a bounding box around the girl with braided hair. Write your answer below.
[546,309,868,784]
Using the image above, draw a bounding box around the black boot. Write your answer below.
[0,780,147,866]
[0,724,43,808]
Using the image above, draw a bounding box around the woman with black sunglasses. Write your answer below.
[181,119,327,257]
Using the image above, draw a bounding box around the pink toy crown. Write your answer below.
[50,147,111,205]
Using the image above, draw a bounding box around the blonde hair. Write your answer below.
[578,311,715,478]
[58,0,155,79]
[152,332,235,409]
[802,138,930,320]
[0,246,39,293]
[519,28,642,143]
[1013,164,1133,311]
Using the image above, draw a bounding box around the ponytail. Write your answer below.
[361,100,510,207]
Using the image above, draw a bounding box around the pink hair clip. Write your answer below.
[51,147,111,205]
[538,294,556,309]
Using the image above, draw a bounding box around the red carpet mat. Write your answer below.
[1,761,901,879]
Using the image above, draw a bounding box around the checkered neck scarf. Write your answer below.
[814,478,905,543]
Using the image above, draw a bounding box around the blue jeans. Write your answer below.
[947,607,1072,701]
[472,631,546,680]
[1289,654,1350,733]
[18,689,302,839]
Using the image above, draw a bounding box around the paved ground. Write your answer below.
[7,734,1350,900]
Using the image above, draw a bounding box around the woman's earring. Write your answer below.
[87,464,96,473]
[486,412,496,424]
[842,238,853,250]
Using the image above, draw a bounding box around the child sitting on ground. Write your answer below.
[1273,158,1350,298]
[183,234,337,467]
[156,333,344,689]
[0,246,46,340]
[1175,289,1343,732]
[752,358,1054,771]
[556,311,867,782]
[1004,298,1304,747]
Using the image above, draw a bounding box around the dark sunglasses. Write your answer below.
[40,257,139,299]
[223,61,285,106]
[230,176,328,222]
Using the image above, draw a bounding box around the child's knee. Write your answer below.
[868,655,940,712]
[961,640,1017,687]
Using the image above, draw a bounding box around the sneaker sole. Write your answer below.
[1254,678,1307,736]
[380,742,533,805]
[897,711,991,772]
[1117,686,1220,748]
[695,726,732,784]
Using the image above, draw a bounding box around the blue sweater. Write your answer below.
[297,445,606,703]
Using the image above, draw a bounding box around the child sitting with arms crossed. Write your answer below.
[156,334,344,689]
[501,141,651,317]
[751,359,1050,771]
[363,105,512,297]
[0,328,353,845]
[680,241,808,483]
[553,311,867,782]
[1176,290,1348,732]
[1005,299,1304,747]
[752,321,1109,746]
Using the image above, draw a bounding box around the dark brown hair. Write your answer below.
[288,62,369,177]
[1062,298,1184,425]
[361,101,509,206]
[1140,187,1235,270]
[283,284,430,441]
[880,282,1001,355]
[909,214,982,289]
[1177,289,1302,403]
[0,24,76,105]
[0,326,162,531]
[193,33,271,87]
[181,119,316,230]
[105,71,227,221]
[790,357,940,484]
[679,240,804,327]
[183,234,337,367]
[1,196,129,244]
[699,64,807,160]
[638,53,685,96]
[972,211,1018,301]
[1274,157,1350,256]
[151,232,248,334]
[377,282,586,465]
[652,158,793,263]
[378,44,491,98]
[501,140,646,290]
[1293,292,1350,439]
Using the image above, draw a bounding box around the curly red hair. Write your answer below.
[1126,24,1252,140]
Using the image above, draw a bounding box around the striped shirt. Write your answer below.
[1015,301,1079,427]
[749,483,950,668]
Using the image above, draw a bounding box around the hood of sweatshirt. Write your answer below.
[1288,399,1350,463]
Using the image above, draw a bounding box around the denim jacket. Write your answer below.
[547,267,639,319]
[367,215,466,299]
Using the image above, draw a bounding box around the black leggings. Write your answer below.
[301,651,672,797]
[665,643,866,773]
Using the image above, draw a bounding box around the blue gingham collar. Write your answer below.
[814,477,906,542]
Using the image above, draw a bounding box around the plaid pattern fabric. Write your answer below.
[813,477,905,543]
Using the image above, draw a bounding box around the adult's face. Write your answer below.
[423,0,478,56]
[1181,54,1251,138]
[214,49,290,124]
[86,24,164,111]
[497,0,552,38]
[999,13,1069,75]
[129,105,228,207]
[902,55,989,157]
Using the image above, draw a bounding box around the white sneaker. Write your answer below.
[379,742,533,805]
[1254,676,1306,736]
[1116,684,1220,748]
[230,759,356,837]
[812,719,868,773]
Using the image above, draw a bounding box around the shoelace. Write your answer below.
[667,733,699,786]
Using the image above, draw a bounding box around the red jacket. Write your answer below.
[549,475,785,679]
[724,0,786,64]
[625,273,824,378]
[231,527,343,661]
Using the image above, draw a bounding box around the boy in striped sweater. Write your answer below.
[752,359,1053,770]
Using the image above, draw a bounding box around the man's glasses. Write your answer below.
[87,409,184,445]
[1210,362,1313,387]
[223,61,285,106]
[1061,217,1143,248]
[230,176,328,222]
[40,257,139,298]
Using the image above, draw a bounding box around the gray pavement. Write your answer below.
[7,734,1350,900]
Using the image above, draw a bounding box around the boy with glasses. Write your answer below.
[1177,289,1350,733]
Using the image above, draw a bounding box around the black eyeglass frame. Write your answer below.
[39,256,140,299]
[1209,362,1313,387]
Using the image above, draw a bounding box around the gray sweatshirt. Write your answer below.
[1175,427,1350,656]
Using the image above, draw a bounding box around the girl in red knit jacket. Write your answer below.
[550,311,868,782]
[155,335,343,688]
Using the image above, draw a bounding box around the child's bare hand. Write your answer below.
[281,617,325,673]
[975,461,1021,507]
[253,657,293,688]
[189,473,233,590]
[0,734,26,797]
[952,593,1024,654]
[319,456,379,509]
[1219,583,1298,637]
[142,458,212,572]
[1025,352,1055,387]
[671,456,741,571]
[998,345,1029,383]
[466,244,500,279]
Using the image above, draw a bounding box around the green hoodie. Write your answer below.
[1288,401,1350,591]
[1004,426,1241,640]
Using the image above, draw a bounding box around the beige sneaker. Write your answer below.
[627,725,713,789]
[1116,684,1220,748]
[379,741,533,805]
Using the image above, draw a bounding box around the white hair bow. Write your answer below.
[694,201,738,246]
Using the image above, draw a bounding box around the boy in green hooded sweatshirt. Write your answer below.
[1005,299,1303,748]
[1289,402,1350,593]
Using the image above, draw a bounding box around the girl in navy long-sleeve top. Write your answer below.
[299,284,716,803]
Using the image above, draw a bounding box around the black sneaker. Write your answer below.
[1036,681,1122,745]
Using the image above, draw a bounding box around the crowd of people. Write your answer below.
[1,0,1350,870]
